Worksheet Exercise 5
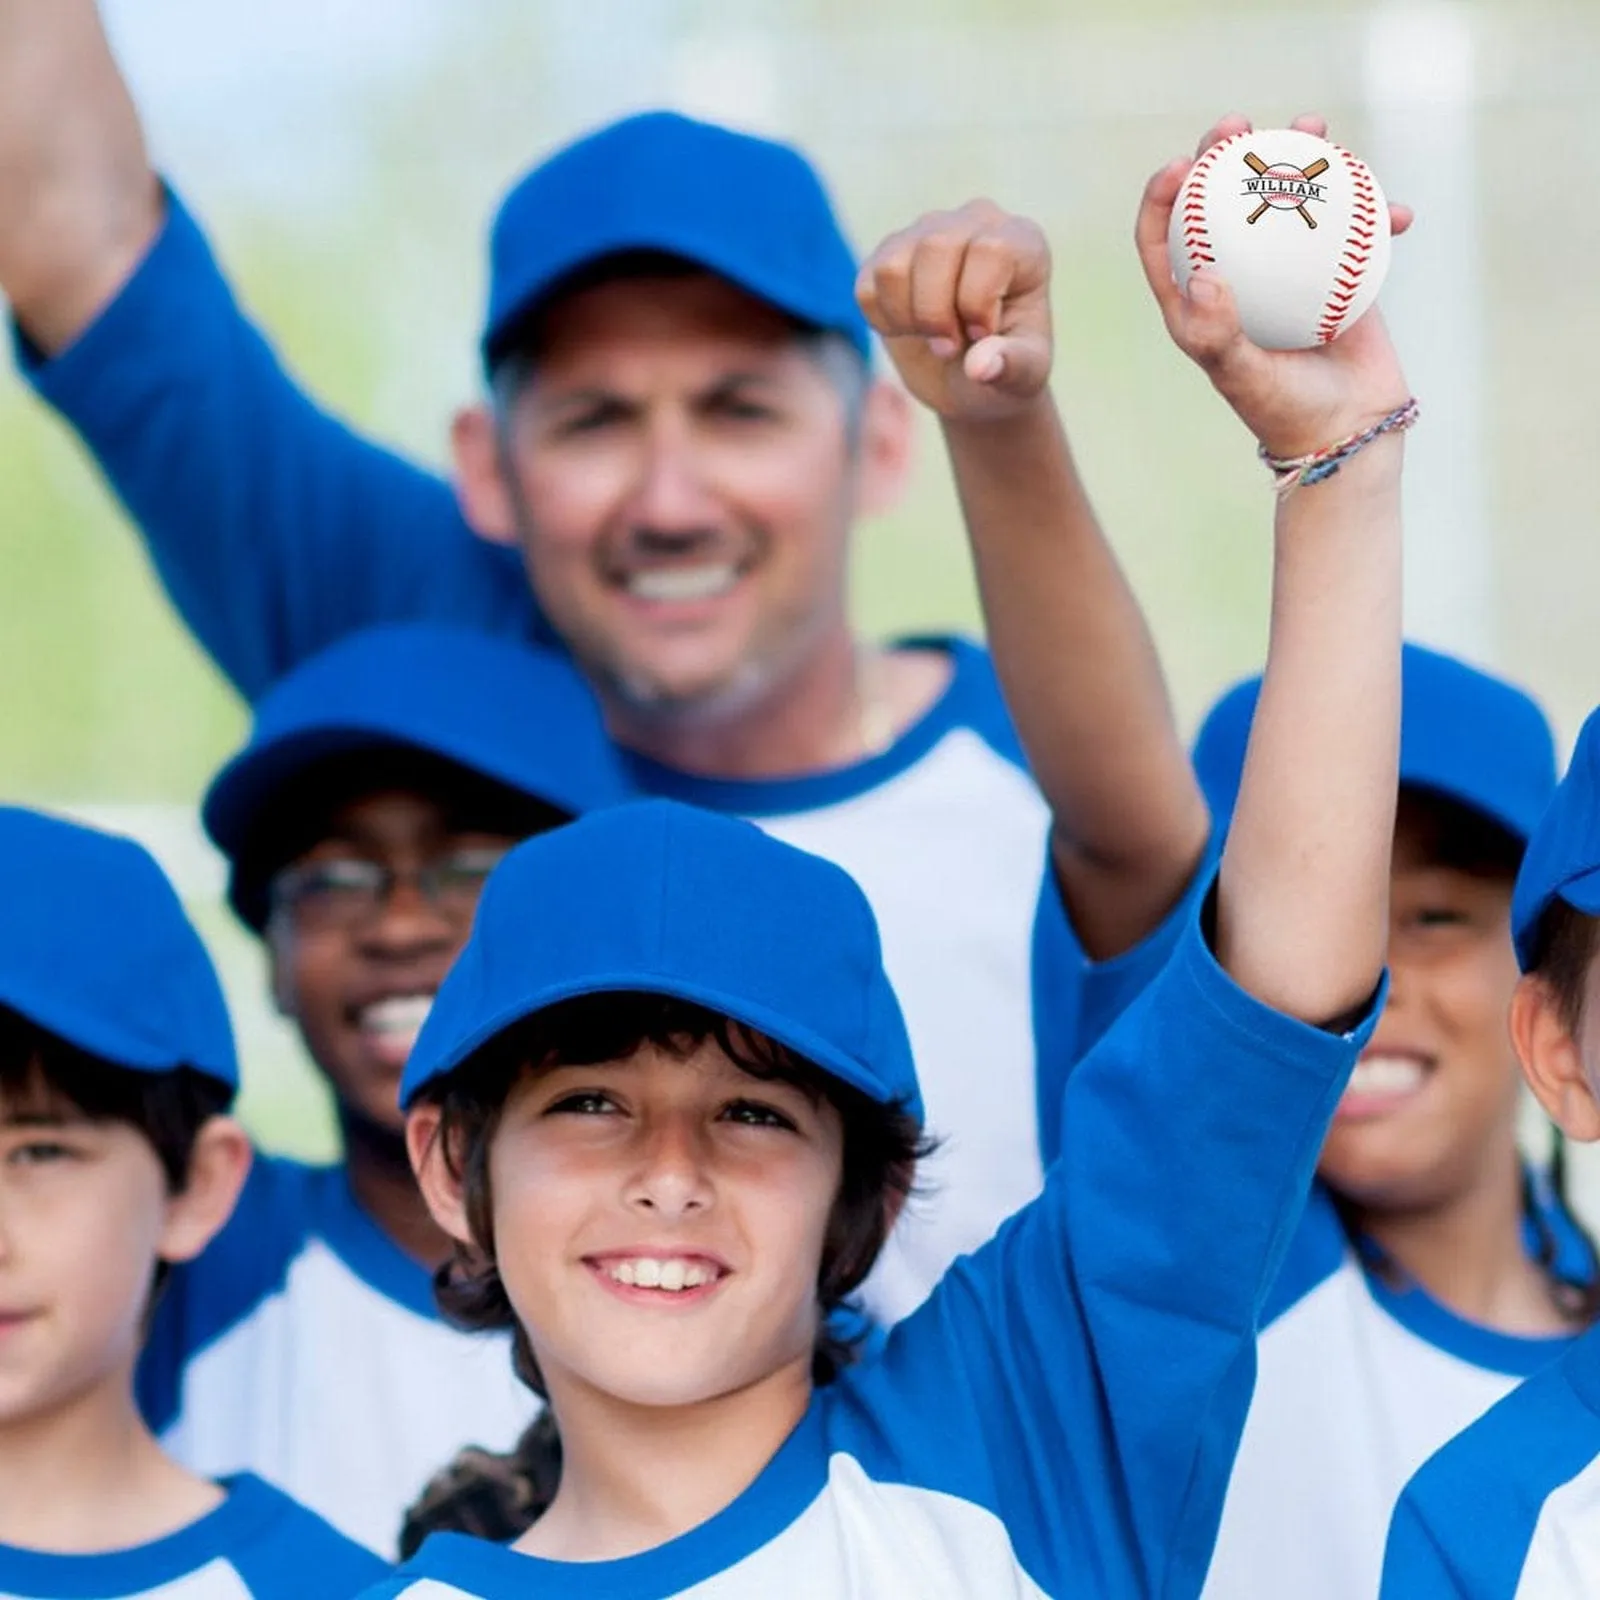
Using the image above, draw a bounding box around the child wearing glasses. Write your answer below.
[136,623,631,1556]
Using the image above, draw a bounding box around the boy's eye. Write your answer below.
[6,1140,77,1167]
[719,1099,798,1131]
[1412,906,1470,928]
[545,1091,619,1117]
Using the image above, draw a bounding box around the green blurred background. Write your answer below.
[3,0,1597,1164]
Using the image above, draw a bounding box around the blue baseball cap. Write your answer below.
[400,799,920,1120]
[203,624,633,928]
[481,110,871,370]
[0,807,237,1093]
[1512,705,1600,970]
[1193,642,1556,844]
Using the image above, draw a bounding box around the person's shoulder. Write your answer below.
[1395,1340,1600,1592]
[208,1474,391,1598]
[897,634,1029,769]
[137,1154,331,1424]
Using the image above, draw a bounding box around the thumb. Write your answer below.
[1178,272,1253,374]
[963,332,1050,396]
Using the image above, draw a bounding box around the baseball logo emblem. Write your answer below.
[1167,127,1393,350]
[1242,152,1328,228]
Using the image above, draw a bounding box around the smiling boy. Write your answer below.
[0,805,385,1599]
[335,128,1415,1596]
[137,624,632,1555]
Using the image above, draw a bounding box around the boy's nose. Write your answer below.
[625,1121,714,1219]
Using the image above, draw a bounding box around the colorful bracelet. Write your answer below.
[1260,397,1420,497]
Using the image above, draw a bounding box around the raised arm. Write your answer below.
[0,1,528,699]
[1137,113,1409,1024]
[855,119,1411,1597]
[0,0,159,352]
[857,204,1210,961]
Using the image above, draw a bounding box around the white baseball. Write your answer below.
[1167,128,1391,350]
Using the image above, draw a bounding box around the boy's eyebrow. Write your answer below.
[0,1108,86,1128]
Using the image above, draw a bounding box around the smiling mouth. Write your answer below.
[353,993,435,1066]
[586,1254,729,1301]
[616,562,745,605]
[1337,1052,1431,1116]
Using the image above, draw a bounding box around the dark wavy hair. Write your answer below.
[418,990,929,1397]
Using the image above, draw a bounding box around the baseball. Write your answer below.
[1168,128,1392,350]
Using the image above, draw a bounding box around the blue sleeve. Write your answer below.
[1379,1494,1473,1599]
[850,903,1379,1598]
[13,189,543,700]
[138,1155,312,1430]
[1032,838,1219,1169]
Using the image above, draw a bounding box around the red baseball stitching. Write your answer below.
[1178,134,1234,274]
[1317,147,1377,343]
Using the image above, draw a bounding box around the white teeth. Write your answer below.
[1346,1055,1427,1097]
[359,995,435,1037]
[625,564,739,603]
[604,1257,715,1292]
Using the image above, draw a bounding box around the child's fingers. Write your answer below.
[906,226,972,346]
[1194,112,1251,159]
[1390,202,1415,237]
[1289,112,1330,139]
[1134,157,1191,331]
[856,231,920,340]
[952,220,1042,343]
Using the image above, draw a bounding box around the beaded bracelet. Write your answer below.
[1260,397,1420,497]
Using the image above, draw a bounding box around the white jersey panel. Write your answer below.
[1202,1258,1519,1600]
[759,727,1051,1322]
[0,1570,249,1600]
[1515,1454,1600,1599]
[162,1238,535,1554]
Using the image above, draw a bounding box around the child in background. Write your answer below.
[0,806,385,1599]
[1380,706,1600,1597]
[355,119,1409,1595]
[1190,644,1597,1600]
[138,624,632,1554]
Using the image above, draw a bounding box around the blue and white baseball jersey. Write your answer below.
[1198,1182,1588,1600]
[1380,1323,1600,1597]
[20,198,1069,1322]
[351,911,1373,1600]
[0,1473,384,1600]
[139,1159,538,1557]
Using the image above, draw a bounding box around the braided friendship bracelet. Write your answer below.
[1260,397,1421,497]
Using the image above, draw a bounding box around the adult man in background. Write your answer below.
[0,1,1208,1318]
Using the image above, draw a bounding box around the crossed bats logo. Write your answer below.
[1240,151,1330,229]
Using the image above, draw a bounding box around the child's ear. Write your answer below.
[1510,975,1600,1142]
[158,1116,254,1264]
[407,1104,476,1248]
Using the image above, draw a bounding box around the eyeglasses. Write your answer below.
[268,847,511,932]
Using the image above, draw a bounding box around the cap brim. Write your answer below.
[401,970,916,1120]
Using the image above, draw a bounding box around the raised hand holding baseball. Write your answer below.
[1138,114,1413,460]
[856,201,1053,421]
